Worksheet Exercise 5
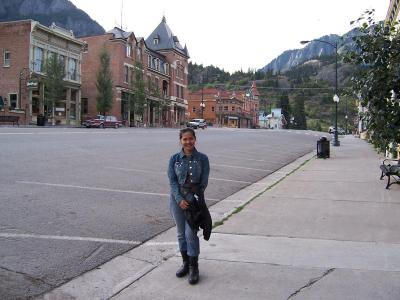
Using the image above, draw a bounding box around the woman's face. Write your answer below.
[180,131,196,153]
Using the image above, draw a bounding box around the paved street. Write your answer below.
[0,127,322,299]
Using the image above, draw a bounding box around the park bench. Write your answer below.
[0,115,19,126]
[380,158,400,189]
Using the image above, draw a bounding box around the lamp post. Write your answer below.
[200,87,205,119]
[301,39,340,146]
[19,67,30,110]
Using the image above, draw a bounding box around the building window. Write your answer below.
[68,58,77,80]
[224,106,228,111]
[165,63,169,75]
[9,93,17,109]
[124,66,129,83]
[192,107,196,112]
[180,86,184,99]
[33,47,44,72]
[147,55,151,67]
[59,55,66,77]
[3,50,10,67]
[211,106,215,112]
[81,98,88,114]
[232,106,235,111]
[176,85,180,98]
[153,37,159,45]
[126,44,132,57]
[136,47,142,61]
[219,106,222,111]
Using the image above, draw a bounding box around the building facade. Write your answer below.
[0,20,85,125]
[81,17,189,127]
[187,82,260,128]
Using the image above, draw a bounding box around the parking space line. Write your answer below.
[0,232,179,246]
[107,167,253,184]
[17,180,221,202]
[17,181,170,197]
[0,232,141,245]
[213,164,272,172]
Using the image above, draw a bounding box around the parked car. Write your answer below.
[84,115,122,128]
[186,118,207,129]
[328,126,345,135]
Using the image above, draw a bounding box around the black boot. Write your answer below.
[188,256,199,284]
[176,251,189,277]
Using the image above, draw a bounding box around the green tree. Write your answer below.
[292,93,307,130]
[96,48,113,117]
[130,61,146,125]
[43,53,65,125]
[280,92,291,129]
[345,10,400,152]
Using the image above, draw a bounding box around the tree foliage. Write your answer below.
[43,53,65,122]
[96,48,114,116]
[345,10,400,152]
[280,92,291,129]
[292,93,307,130]
[130,61,146,119]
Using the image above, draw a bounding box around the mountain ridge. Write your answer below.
[0,0,105,37]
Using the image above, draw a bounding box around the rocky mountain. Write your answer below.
[0,0,105,37]
[262,29,358,73]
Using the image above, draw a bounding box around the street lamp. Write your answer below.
[19,67,30,110]
[301,39,340,146]
[200,87,205,118]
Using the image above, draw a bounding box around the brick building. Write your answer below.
[0,20,85,125]
[81,16,189,127]
[187,88,219,124]
[187,82,260,128]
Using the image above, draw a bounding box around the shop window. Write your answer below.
[9,93,17,109]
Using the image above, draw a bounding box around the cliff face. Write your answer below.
[0,0,105,37]
[262,29,358,73]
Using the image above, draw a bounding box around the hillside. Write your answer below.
[0,0,105,37]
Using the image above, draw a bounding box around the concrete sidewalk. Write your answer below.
[40,136,400,300]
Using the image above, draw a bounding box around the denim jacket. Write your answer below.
[167,148,210,204]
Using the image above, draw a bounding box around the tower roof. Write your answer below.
[145,16,189,57]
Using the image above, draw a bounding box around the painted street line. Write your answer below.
[107,167,252,184]
[17,181,170,197]
[0,232,141,245]
[213,163,272,172]
[0,232,179,247]
[17,180,220,202]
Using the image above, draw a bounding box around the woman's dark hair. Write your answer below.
[179,127,196,139]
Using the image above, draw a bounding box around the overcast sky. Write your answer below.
[70,0,388,73]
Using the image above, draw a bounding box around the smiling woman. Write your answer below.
[167,127,211,285]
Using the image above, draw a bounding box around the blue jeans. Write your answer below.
[170,196,199,257]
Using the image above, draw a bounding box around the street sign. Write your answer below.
[27,80,38,89]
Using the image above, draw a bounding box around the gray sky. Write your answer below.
[70,0,388,73]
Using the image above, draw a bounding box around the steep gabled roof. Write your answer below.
[107,27,135,41]
[145,16,189,58]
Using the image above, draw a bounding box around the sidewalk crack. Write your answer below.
[287,268,335,300]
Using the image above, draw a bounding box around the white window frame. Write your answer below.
[3,50,10,67]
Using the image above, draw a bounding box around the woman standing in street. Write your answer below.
[167,128,210,285]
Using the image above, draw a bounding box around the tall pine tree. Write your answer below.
[292,92,307,130]
[280,92,291,129]
[96,49,113,117]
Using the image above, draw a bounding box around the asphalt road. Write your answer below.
[0,127,324,299]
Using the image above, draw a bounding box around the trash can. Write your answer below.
[317,136,330,158]
[37,114,45,126]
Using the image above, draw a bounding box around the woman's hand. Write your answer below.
[179,199,189,210]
